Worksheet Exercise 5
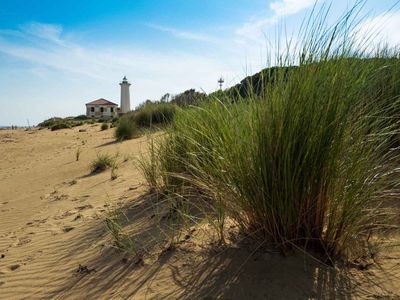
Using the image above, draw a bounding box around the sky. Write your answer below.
[0,0,399,126]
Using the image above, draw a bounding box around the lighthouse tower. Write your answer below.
[120,76,131,113]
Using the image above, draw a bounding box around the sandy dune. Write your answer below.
[0,126,399,299]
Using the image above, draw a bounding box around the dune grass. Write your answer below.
[133,102,176,128]
[138,5,400,261]
[115,102,176,141]
[115,116,138,141]
[90,153,116,173]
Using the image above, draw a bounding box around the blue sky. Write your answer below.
[0,0,399,126]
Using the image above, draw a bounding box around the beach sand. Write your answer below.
[0,125,399,299]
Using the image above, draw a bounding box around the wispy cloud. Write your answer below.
[270,0,315,18]
[146,23,219,43]
[352,11,400,49]
[0,22,236,111]
[236,0,316,43]
[21,22,64,45]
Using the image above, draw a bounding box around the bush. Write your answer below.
[115,117,138,141]
[51,122,71,131]
[139,9,400,260]
[74,115,88,120]
[132,102,176,128]
[38,117,62,128]
[90,153,115,173]
[101,123,109,131]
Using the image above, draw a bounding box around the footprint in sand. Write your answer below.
[54,210,78,220]
[8,264,20,271]
[75,204,93,211]
[63,226,75,233]
[12,236,32,247]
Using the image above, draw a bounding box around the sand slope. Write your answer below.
[0,126,399,300]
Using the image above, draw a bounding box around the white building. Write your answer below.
[85,76,131,118]
[85,98,119,118]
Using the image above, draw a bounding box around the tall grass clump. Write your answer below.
[139,5,400,260]
[133,102,176,128]
[115,103,175,141]
[115,116,138,141]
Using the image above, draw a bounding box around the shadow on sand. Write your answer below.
[96,140,121,148]
[44,192,391,299]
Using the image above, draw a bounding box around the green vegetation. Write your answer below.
[114,102,176,141]
[133,102,176,127]
[138,9,400,261]
[38,117,84,131]
[115,116,138,141]
[38,116,111,131]
[101,122,109,131]
[104,209,137,254]
[75,147,81,161]
[50,122,72,131]
[170,89,206,106]
[90,153,116,173]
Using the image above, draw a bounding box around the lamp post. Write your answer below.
[218,77,224,90]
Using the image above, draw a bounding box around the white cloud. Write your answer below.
[236,0,315,43]
[147,24,219,43]
[270,0,315,18]
[352,12,400,50]
[0,22,240,124]
[21,22,64,45]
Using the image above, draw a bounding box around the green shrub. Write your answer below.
[115,117,138,141]
[132,102,176,128]
[74,115,88,120]
[51,122,71,131]
[90,153,115,173]
[38,117,63,128]
[101,123,109,131]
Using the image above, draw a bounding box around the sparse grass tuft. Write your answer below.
[90,153,116,173]
[104,210,137,254]
[110,160,119,180]
[101,123,109,131]
[75,147,81,161]
[136,138,161,192]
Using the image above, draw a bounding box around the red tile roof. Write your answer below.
[86,98,118,106]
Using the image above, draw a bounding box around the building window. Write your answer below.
[91,107,94,112]
[100,107,104,113]
[110,107,114,113]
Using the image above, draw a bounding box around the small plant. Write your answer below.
[90,153,115,173]
[104,210,137,254]
[101,123,109,131]
[137,138,160,192]
[110,160,119,180]
[75,147,81,161]
[115,117,138,141]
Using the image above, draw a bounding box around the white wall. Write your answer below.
[120,82,131,113]
[86,105,117,118]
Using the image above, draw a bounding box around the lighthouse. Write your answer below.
[120,76,131,113]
